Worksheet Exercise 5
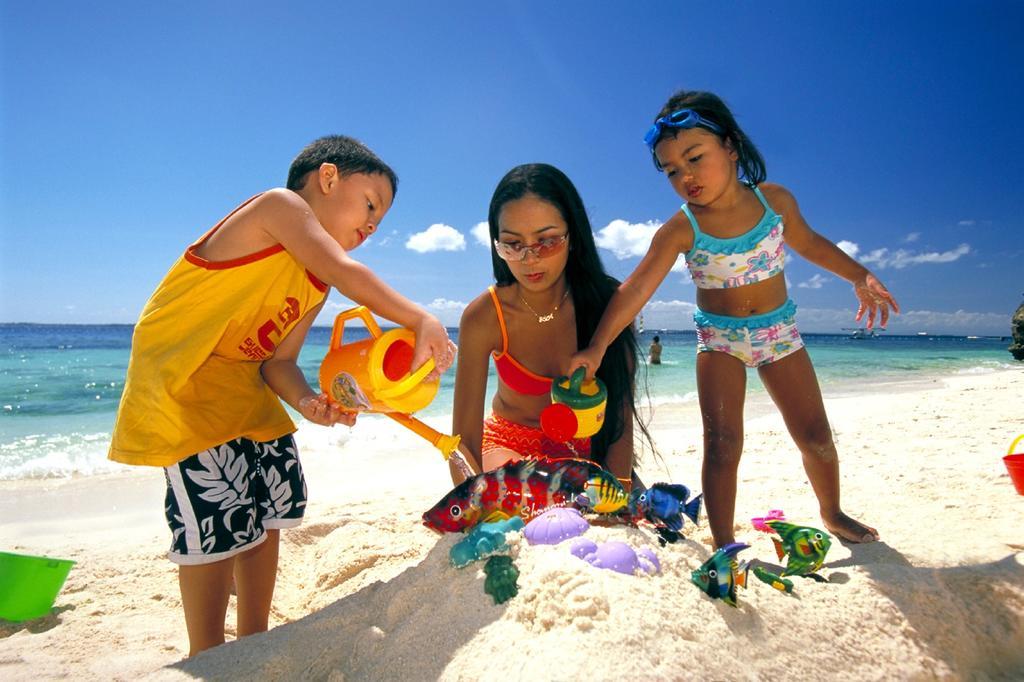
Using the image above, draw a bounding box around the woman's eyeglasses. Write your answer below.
[493,234,568,262]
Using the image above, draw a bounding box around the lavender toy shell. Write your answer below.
[523,507,590,545]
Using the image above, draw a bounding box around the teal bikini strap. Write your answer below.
[751,185,774,214]
[680,203,701,236]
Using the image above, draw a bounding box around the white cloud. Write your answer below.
[833,240,970,269]
[798,274,830,289]
[471,221,490,247]
[424,298,467,327]
[958,220,976,227]
[405,223,466,253]
[596,218,686,274]
[796,305,1011,335]
[903,232,920,243]
[860,243,970,269]
[836,240,860,258]
[595,219,661,259]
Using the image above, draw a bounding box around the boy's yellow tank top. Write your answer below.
[108,196,329,467]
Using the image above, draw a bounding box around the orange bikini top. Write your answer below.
[488,286,553,396]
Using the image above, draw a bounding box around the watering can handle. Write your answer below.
[328,306,384,351]
[375,358,436,400]
[569,366,586,392]
[1010,434,1024,456]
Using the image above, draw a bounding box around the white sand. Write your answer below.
[2,369,1023,680]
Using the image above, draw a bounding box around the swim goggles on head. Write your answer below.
[643,109,723,150]
[493,234,568,262]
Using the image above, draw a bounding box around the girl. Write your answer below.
[452,163,650,489]
[569,91,898,546]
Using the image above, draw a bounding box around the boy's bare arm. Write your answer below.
[256,190,427,329]
[261,301,355,427]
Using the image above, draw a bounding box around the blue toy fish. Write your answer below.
[690,542,750,607]
[628,483,701,530]
[764,520,831,577]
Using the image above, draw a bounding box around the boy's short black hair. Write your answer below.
[286,135,398,195]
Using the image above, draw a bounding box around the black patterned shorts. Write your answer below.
[163,434,307,565]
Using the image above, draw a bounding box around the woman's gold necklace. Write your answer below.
[518,287,570,323]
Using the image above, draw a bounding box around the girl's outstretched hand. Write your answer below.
[566,346,605,381]
[298,393,357,427]
[412,315,456,382]
[853,273,900,329]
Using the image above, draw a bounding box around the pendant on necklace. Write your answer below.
[537,313,554,323]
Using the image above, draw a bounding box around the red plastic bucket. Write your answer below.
[1004,435,1024,496]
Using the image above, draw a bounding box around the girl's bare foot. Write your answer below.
[823,511,879,543]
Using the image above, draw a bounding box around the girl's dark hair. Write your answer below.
[487,163,653,467]
[651,90,766,185]
[286,135,398,195]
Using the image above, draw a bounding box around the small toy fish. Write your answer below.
[628,483,702,534]
[690,542,750,607]
[422,457,627,533]
[753,566,794,593]
[764,520,831,577]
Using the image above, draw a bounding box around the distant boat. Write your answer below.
[917,331,929,336]
[842,327,881,339]
[966,335,981,340]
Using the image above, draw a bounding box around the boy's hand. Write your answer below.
[413,315,456,381]
[298,393,357,427]
[853,273,899,329]
[566,346,605,381]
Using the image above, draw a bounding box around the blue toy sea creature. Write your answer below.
[569,538,660,576]
[629,483,702,531]
[523,507,590,545]
[690,543,750,607]
[483,555,519,604]
[449,516,524,568]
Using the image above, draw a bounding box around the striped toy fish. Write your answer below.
[422,457,627,534]
[765,520,832,577]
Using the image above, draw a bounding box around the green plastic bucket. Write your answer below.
[0,551,75,622]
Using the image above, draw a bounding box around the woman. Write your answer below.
[452,163,649,489]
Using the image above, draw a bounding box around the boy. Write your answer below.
[108,135,454,656]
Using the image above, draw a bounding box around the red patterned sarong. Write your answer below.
[481,413,591,460]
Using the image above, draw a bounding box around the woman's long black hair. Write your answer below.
[487,163,653,467]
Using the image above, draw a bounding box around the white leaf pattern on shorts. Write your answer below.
[188,443,254,510]
[261,464,294,518]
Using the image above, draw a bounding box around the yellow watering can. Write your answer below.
[318,306,472,475]
[540,367,608,441]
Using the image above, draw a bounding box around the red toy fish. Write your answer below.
[422,457,627,533]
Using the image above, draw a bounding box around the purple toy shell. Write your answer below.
[589,541,639,575]
[636,547,661,575]
[523,507,591,546]
[570,537,598,559]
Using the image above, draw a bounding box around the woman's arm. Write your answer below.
[450,295,499,478]
[767,184,899,329]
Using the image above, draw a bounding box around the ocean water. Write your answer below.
[0,323,1016,480]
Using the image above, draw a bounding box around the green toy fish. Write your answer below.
[764,520,831,577]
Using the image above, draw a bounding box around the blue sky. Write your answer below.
[2,2,1021,334]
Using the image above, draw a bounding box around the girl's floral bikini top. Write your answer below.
[682,185,785,290]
